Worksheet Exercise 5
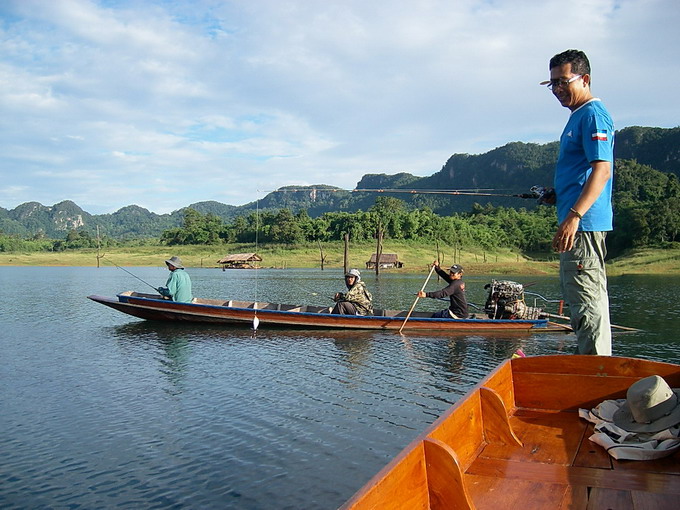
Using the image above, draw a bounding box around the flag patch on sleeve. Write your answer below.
[592,130,608,141]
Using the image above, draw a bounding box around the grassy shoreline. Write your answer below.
[0,243,678,275]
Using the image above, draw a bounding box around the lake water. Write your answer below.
[1,266,678,509]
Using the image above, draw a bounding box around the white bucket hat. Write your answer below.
[612,375,680,433]
[345,268,361,281]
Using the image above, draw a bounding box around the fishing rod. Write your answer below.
[101,257,160,293]
[350,188,542,198]
[289,281,320,297]
[257,186,547,199]
[524,290,564,305]
[539,311,641,332]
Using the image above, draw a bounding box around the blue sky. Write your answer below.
[1,0,678,215]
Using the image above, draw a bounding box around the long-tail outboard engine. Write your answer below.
[484,280,542,320]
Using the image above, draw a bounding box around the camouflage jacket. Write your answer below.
[336,280,373,316]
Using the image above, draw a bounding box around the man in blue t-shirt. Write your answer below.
[541,49,613,355]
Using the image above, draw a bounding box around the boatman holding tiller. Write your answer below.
[540,49,614,356]
[418,261,468,319]
[157,256,193,303]
[332,269,373,316]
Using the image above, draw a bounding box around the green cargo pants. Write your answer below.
[559,231,612,355]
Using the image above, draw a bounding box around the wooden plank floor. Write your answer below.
[464,409,680,509]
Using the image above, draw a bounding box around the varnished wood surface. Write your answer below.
[341,355,680,510]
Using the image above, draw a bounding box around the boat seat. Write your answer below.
[383,309,407,318]
[279,304,300,312]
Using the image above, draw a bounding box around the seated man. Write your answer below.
[417,261,468,318]
[331,269,373,316]
[157,256,193,303]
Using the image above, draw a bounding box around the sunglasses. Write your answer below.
[539,75,582,90]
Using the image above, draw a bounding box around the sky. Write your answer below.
[1,0,678,215]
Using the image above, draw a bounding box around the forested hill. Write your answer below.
[1,125,678,239]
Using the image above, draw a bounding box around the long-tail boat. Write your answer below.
[340,355,680,509]
[87,291,571,333]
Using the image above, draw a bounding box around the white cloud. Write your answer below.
[0,0,678,215]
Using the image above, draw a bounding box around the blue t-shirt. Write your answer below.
[554,99,614,231]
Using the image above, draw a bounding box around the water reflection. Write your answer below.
[331,335,374,384]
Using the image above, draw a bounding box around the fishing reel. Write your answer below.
[515,186,555,204]
[531,185,555,204]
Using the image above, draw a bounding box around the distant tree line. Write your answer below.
[0,227,139,252]
[157,196,558,252]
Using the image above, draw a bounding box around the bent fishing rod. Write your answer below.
[101,257,160,292]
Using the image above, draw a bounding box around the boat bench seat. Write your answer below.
[382,310,409,318]
[279,304,301,312]
[465,409,680,509]
[251,302,277,310]
[282,304,321,312]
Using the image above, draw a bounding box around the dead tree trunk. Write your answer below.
[375,227,383,276]
[318,240,327,270]
[343,233,350,274]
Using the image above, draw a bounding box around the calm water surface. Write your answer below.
[1,266,678,509]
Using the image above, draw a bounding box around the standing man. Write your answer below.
[542,49,613,355]
[158,256,193,303]
[418,261,468,319]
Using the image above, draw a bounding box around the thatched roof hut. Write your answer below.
[216,253,262,269]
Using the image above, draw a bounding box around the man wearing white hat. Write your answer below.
[331,269,373,315]
[157,256,193,303]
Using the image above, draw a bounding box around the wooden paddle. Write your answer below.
[399,264,437,334]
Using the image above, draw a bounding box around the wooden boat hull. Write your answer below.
[340,355,680,509]
[87,291,570,333]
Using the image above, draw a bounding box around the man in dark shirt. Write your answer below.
[418,261,468,319]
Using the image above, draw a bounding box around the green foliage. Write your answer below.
[51,229,114,251]
[608,159,680,255]
[152,197,558,254]
[268,209,304,244]
[0,228,109,252]
[0,234,52,252]
[615,126,680,177]
[160,209,226,245]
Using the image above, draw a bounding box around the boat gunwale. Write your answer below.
[116,292,552,326]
